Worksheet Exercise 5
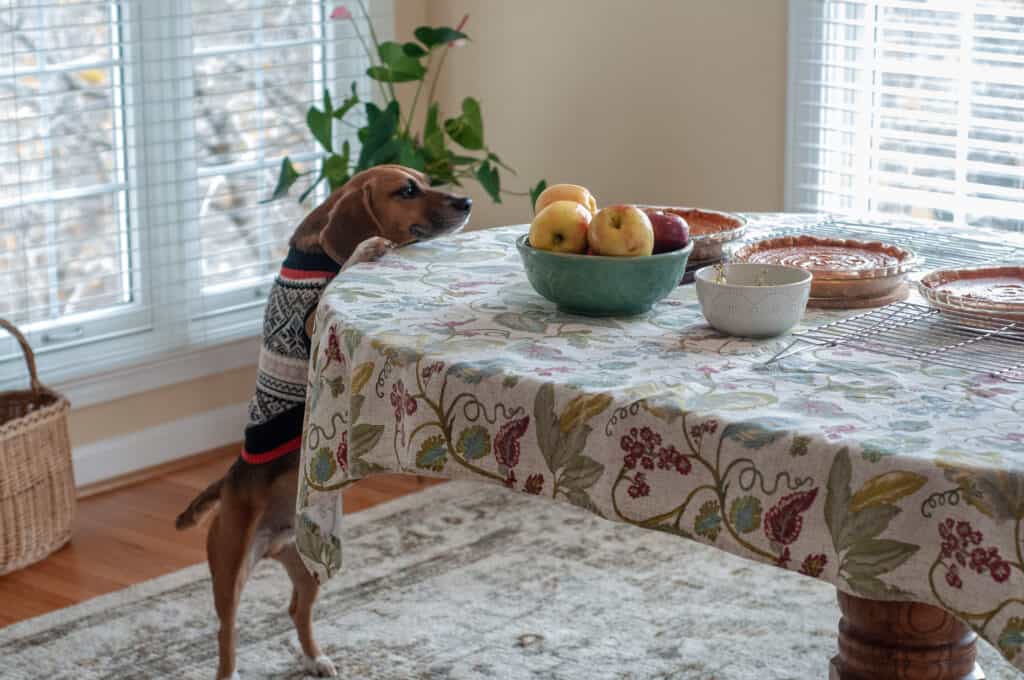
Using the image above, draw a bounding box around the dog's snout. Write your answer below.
[450,196,472,212]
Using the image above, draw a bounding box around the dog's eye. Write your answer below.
[396,181,420,199]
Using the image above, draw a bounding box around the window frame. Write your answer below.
[0,0,372,397]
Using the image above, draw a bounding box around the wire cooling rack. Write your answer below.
[766,301,1024,382]
[751,218,1024,271]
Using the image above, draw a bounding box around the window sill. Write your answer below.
[56,335,261,409]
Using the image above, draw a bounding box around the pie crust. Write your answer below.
[731,236,916,301]
[918,266,1024,320]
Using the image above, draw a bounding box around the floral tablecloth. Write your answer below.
[297,214,1024,671]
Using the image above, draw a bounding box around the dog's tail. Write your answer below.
[175,477,224,530]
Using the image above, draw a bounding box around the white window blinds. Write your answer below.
[0,1,390,390]
[787,0,1024,231]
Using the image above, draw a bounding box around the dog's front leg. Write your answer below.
[342,236,394,272]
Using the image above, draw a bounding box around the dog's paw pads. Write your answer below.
[302,654,337,677]
[219,672,241,680]
[350,237,393,265]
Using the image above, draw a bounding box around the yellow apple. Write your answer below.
[528,200,592,254]
[588,205,654,257]
[534,183,598,215]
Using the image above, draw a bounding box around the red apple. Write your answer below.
[588,205,654,257]
[528,200,592,253]
[643,208,690,254]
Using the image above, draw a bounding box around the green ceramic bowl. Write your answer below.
[516,235,694,316]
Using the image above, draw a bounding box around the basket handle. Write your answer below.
[0,318,43,394]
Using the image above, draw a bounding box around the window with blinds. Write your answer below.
[0,1,389,390]
[787,0,1024,231]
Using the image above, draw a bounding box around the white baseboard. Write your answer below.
[72,402,249,487]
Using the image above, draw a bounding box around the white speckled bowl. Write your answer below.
[695,263,812,338]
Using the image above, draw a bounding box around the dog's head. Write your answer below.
[313,165,472,264]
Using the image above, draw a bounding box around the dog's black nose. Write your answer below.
[450,196,472,212]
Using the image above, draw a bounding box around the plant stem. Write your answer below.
[347,14,389,102]
[357,0,395,103]
[426,40,452,113]
[404,51,434,138]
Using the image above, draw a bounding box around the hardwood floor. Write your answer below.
[0,446,442,627]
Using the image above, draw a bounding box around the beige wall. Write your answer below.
[70,366,255,447]
[425,0,789,228]
[71,0,788,448]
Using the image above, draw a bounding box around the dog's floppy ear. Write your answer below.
[318,180,381,265]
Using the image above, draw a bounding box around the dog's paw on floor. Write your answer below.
[301,654,338,677]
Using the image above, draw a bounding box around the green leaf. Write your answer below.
[350,394,365,424]
[367,138,402,167]
[325,375,346,398]
[415,435,448,472]
[843,539,919,578]
[559,455,604,490]
[298,174,324,204]
[562,488,604,518]
[368,41,426,82]
[323,153,349,191]
[825,447,852,552]
[450,154,479,166]
[849,471,928,513]
[333,82,360,120]
[310,447,337,483]
[403,41,428,57]
[998,618,1024,662]
[530,180,547,212]
[444,97,484,150]
[534,384,562,473]
[557,424,591,474]
[323,88,333,116]
[350,423,384,459]
[265,156,302,202]
[493,312,547,333]
[475,160,501,203]
[342,327,363,356]
[306,105,333,152]
[836,504,901,551]
[789,435,811,457]
[721,418,790,449]
[423,103,445,159]
[694,500,722,542]
[397,138,427,171]
[456,425,491,461]
[356,101,400,171]
[729,496,762,534]
[414,26,468,48]
[487,152,516,175]
[845,575,898,600]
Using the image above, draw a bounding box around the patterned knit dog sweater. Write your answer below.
[241,248,341,464]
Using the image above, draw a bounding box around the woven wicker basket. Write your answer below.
[0,318,74,575]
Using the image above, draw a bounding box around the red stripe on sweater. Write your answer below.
[241,435,303,464]
[280,266,337,280]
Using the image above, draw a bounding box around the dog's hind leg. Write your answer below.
[275,543,337,677]
[206,495,263,680]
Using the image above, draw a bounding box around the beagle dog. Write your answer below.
[176,165,471,680]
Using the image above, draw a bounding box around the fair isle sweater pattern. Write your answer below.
[242,248,341,464]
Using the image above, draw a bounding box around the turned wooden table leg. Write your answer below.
[830,591,985,680]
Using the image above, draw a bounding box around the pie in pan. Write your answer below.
[731,235,917,300]
[641,206,747,261]
[918,266,1024,321]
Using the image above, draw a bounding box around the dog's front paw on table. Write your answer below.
[344,236,394,270]
[301,654,338,677]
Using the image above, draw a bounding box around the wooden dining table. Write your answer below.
[296,213,1024,678]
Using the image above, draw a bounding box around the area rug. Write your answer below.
[0,483,1016,679]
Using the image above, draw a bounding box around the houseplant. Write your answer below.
[267,4,546,208]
